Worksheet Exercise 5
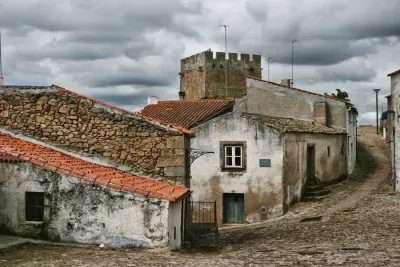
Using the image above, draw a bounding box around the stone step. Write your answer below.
[302,195,329,202]
[304,189,331,197]
[305,184,324,191]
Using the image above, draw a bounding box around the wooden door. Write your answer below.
[307,145,315,182]
[223,193,244,224]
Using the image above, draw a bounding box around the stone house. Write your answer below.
[387,69,400,191]
[0,131,189,249]
[239,77,358,175]
[0,85,192,187]
[0,84,201,249]
[141,101,347,225]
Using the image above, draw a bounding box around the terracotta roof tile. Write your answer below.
[243,113,346,134]
[140,99,234,129]
[52,85,194,135]
[247,76,354,106]
[0,133,189,202]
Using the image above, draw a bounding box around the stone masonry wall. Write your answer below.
[180,51,262,100]
[0,86,186,185]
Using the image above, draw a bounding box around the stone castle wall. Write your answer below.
[180,51,262,100]
[0,86,186,184]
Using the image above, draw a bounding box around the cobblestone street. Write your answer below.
[0,126,398,266]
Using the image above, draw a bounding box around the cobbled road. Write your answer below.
[0,126,398,267]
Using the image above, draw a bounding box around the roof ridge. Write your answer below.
[52,85,194,136]
[246,76,352,105]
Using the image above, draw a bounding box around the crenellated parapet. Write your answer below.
[180,50,262,100]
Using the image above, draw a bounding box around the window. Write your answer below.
[220,141,246,170]
[225,145,243,167]
[327,146,331,157]
[25,192,44,222]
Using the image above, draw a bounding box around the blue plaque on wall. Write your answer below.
[259,159,271,167]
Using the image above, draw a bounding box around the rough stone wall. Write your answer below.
[190,112,284,225]
[180,51,262,100]
[0,162,183,248]
[0,87,185,184]
[283,133,348,207]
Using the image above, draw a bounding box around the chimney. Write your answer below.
[314,102,328,126]
[178,91,185,100]
[281,79,292,87]
[148,96,158,105]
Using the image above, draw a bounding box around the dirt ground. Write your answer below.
[0,126,398,266]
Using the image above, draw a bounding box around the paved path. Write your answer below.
[0,126,398,266]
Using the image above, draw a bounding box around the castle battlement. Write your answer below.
[181,51,261,65]
[180,50,262,100]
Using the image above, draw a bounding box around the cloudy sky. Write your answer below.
[1,0,399,124]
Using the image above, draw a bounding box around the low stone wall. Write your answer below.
[0,86,186,184]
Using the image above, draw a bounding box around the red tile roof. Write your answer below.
[140,99,234,129]
[388,69,400,77]
[52,85,194,136]
[0,133,189,202]
[247,76,353,106]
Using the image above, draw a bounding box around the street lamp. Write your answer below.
[373,89,381,134]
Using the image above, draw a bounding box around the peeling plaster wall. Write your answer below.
[190,112,284,225]
[283,133,347,206]
[245,79,348,130]
[168,200,183,250]
[391,73,400,192]
[0,162,175,248]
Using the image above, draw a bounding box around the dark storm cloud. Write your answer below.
[93,93,148,107]
[236,0,400,66]
[90,74,171,88]
[1,0,399,125]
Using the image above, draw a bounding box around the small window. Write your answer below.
[25,192,44,222]
[224,145,243,168]
[327,146,330,157]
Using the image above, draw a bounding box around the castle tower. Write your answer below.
[179,50,262,100]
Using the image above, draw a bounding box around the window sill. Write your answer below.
[221,167,246,172]
[23,221,44,225]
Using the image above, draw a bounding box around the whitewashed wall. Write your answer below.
[190,112,284,224]
[0,162,182,248]
[391,73,400,192]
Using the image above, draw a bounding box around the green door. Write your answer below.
[223,193,244,224]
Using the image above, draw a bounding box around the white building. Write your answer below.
[0,131,188,250]
[388,69,400,191]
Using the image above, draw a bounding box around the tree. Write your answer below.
[324,89,350,101]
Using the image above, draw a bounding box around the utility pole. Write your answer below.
[268,57,272,80]
[220,25,228,97]
[373,89,381,134]
[291,39,296,87]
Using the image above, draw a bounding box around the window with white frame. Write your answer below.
[224,145,243,168]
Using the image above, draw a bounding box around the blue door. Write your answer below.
[223,193,244,224]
